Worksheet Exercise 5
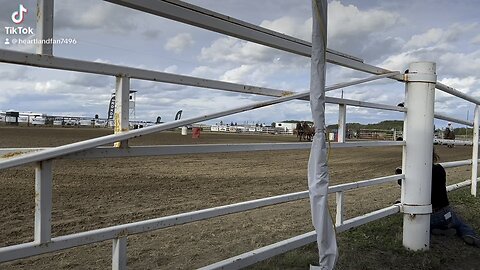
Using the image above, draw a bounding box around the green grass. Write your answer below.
[249,188,480,270]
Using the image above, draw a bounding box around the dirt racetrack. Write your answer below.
[0,126,474,269]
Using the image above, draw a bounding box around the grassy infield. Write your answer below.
[251,188,480,270]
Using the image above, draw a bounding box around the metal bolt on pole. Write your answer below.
[402,62,436,251]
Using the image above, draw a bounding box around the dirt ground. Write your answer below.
[0,126,474,269]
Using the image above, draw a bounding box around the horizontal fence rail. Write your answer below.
[200,204,401,270]
[4,141,477,162]
[0,49,402,107]
[103,0,404,81]
[0,141,405,160]
[0,72,399,170]
[0,173,404,263]
[434,112,473,126]
[200,175,480,270]
[1,160,475,264]
[436,82,480,106]
[435,139,474,146]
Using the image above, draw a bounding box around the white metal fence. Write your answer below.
[0,0,479,269]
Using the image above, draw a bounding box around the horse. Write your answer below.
[444,128,456,148]
[444,128,456,140]
[302,122,315,141]
[295,122,305,141]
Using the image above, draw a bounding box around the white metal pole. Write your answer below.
[400,84,408,203]
[335,192,344,226]
[34,160,52,244]
[402,62,436,251]
[338,104,346,143]
[114,76,130,148]
[471,105,479,196]
[112,237,127,270]
[36,0,54,55]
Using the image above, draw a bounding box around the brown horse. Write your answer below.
[295,121,315,141]
[444,127,456,148]
[295,122,305,141]
[444,128,456,140]
[302,122,315,141]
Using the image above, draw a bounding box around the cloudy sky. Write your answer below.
[0,0,479,127]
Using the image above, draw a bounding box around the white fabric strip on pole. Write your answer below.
[309,1,337,269]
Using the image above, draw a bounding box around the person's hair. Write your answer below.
[433,148,439,163]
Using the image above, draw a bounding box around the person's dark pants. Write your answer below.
[430,206,476,237]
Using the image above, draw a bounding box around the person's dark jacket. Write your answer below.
[432,164,449,210]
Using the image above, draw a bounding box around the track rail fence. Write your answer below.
[0,0,479,269]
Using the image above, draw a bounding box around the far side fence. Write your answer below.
[0,0,479,269]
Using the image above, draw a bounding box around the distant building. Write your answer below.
[275,122,297,134]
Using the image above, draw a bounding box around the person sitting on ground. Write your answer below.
[430,150,479,246]
[396,150,480,247]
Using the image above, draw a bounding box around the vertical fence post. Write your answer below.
[335,191,344,226]
[338,104,346,143]
[34,160,53,244]
[112,237,127,270]
[114,76,130,148]
[400,83,408,203]
[36,0,54,55]
[402,62,436,251]
[471,105,479,197]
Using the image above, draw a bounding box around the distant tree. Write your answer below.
[255,123,259,127]
[230,122,234,126]
[260,124,263,127]
[220,121,223,125]
[271,122,276,127]
[234,122,237,126]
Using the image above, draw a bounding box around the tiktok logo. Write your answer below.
[11,4,28,24]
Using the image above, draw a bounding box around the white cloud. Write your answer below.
[438,50,480,77]
[190,65,225,80]
[260,16,311,41]
[328,1,399,40]
[164,65,178,74]
[439,77,478,95]
[472,34,480,45]
[34,80,64,93]
[404,23,477,49]
[377,50,420,71]
[404,28,446,49]
[55,1,136,33]
[220,65,257,84]
[219,64,282,85]
[164,33,194,54]
[199,37,273,64]
[328,1,399,55]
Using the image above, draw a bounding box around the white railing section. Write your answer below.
[0,0,479,269]
[0,141,406,160]
[0,173,404,262]
[201,174,479,270]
